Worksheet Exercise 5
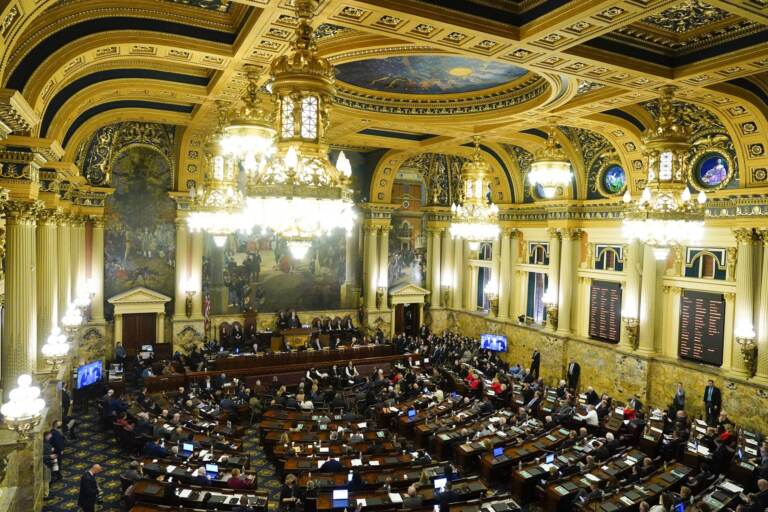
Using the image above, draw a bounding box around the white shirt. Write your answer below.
[578,409,599,426]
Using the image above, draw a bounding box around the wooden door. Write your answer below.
[122,313,156,352]
[405,304,420,337]
[394,304,405,335]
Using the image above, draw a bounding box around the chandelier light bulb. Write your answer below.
[652,247,669,260]
[541,186,557,199]
[681,186,691,202]
[468,241,480,251]
[212,235,227,248]
[284,146,299,169]
[288,241,312,260]
[640,187,652,203]
[697,190,707,204]
[622,190,632,203]
[336,151,352,178]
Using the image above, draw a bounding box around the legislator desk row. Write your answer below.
[124,345,399,393]
[131,478,268,511]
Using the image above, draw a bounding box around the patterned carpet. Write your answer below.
[42,410,282,511]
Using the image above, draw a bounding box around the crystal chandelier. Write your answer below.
[450,137,500,250]
[243,0,354,259]
[623,86,706,260]
[221,66,276,181]
[187,110,248,248]
[41,326,70,370]
[528,126,572,199]
[1,374,45,441]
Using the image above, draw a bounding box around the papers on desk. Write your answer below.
[369,460,380,466]
[719,481,744,494]
[166,465,176,474]
[586,473,601,482]
[620,496,634,506]
[388,493,403,504]
[746,437,758,446]
[319,447,329,454]
[625,455,639,464]
[351,459,362,467]
[317,461,325,469]
[357,499,367,506]
[357,422,367,429]
[497,431,507,437]
[389,407,399,413]
[539,463,554,472]
[697,445,710,456]
[178,489,193,498]
[745,446,757,456]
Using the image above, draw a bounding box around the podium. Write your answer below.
[269,328,315,351]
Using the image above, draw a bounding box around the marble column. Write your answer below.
[90,218,106,323]
[430,229,441,306]
[498,230,512,319]
[71,218,86,298]
[441,231,453,308]
[363,225,378,311]
[174,218,190,319]
[2,201,40,395]
[190,231,204,318]
[756,231,768,381]
[343,226,359,308]
[548,228,561,298]
[57,216,72,316]
[378,226,390,295]
[732,228,754,374]
[620,240,641,349]
[425,234,432,293]
[508,232,520,318]
[556,229,580,335]
[637,244,658,354]
[36,209,59,369]
[452,238,464,310]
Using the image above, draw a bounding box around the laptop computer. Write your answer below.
[545,453,555,464]
[434,477,447,492]
[493,447,504,458]
[332,489,349,508]
[182,442,194,456]
[408,409,416,418]
[205,463,218,479]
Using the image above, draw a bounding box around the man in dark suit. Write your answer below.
[566,360,580,391]
[319,456,343,473]
[530,350,541,380]
[78,464,103,512]
[703,379,721,426]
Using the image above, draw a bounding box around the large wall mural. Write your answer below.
[203,231,346,314]
[102,123,177,315]
[335,56,528,95]
[389,177,426,288]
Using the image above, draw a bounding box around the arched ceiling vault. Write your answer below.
[2,0,767,198]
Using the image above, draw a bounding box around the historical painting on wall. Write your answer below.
[202,231,345,314]
[104,146,176,313]
[388,179,426,288]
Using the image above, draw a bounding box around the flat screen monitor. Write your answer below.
[76,360,103,389]
[546,453,555,464]
[434,477,447,491]
[332,490,348,500]
[205,463,218,474]
[480,334,508,352]
[141,344,153,352]
[408,409,416,418]
[182,442,194,453]
[493,447,504,457]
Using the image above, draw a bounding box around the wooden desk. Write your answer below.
[478,427,569,486]
[283,453,418,475]
[297,464,448,490]
[133,479,268,511]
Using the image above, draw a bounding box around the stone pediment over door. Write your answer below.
[108,286,171,314]
[388,283,430,305]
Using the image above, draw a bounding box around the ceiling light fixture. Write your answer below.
[528,125,572,199]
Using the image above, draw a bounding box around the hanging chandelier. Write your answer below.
[528,125,572,199]
[623,85,706,260]
[243,0,354,260]
[187,108,248,248]
[221,66,276,180]
[450,137,500,250]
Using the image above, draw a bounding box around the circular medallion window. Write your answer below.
[598,164,626,196]
[691,151,733,191]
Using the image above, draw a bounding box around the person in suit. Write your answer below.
[584,386,600,406]
[402,484,423,509]
[234,494,257,512]
[319,456,343,472]
[288,310,301,328]
[566,360,580,391]
[672,382,685,413]
[309,336,322,351]
[191,467,211,486]
[530,350,541,380]
[703,379,721,426]
[77,464,103,512]
[737,479,768,512]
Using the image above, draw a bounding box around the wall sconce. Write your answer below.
[375,286,387,310]
[41,326,70,371]
[185,288,197,319]
[441,285,451,308]
[61,303,84,341]
[622,316,639,351]
[542,288,558,330]
[484,281,499,316]
[1,375,46,442]
[735,326,757,378]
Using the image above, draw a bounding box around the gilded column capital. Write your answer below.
[175,217,188,229]
[363,224,378,234]
[379,225,392,234]
[90,216,106,229]
[724,291,736,302]
[733,228,754,245]
[36,206,61,225]
[3,199,43,224]
[663,285,682,294]
[758,229,768,247]
[547,227,561,239]
[561,228,582,240]
[502,228,520,238]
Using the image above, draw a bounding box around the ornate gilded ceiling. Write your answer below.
[1,0,768,207]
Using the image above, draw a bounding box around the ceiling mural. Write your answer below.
[639,0,731,33]
[162,0,232,12]
[334,55,529,95]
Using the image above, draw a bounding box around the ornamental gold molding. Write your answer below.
[3,199,43,223]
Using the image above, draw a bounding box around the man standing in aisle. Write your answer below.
[530,350,541,380]
[566,359,580,391]
[78,464,103,512]
[703,379,721,427]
